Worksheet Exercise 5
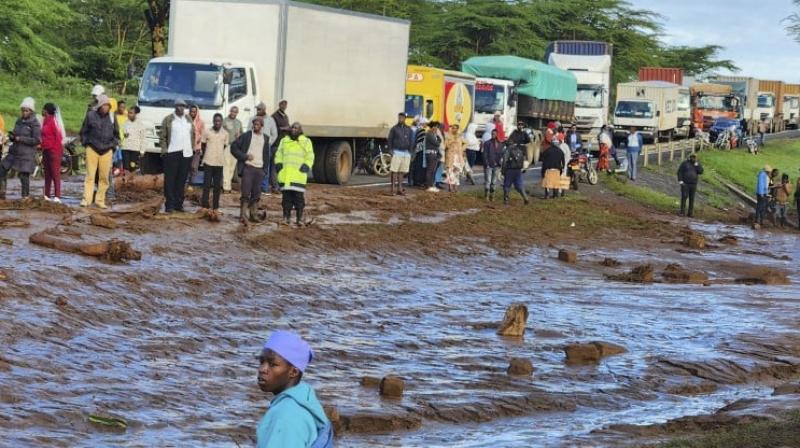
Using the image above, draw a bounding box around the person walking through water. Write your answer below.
[80,94,118,208]
[40,103,64,202]
[0,97,41,200]
[256,331,332,448]
[275,122,314,226]
[443,124,466,193]
[677,153,703,218]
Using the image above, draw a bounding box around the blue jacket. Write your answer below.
[756,170,769,196]
[257,382,331,448]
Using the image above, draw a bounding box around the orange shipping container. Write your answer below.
[638,67,683,85]
[784,83,800,95]
[759,80,785,114]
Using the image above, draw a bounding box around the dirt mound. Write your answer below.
[682,231,706,249]
[497,303,528,337]
[606,264,654,283]
[735,268,790,285]
[89,214,117,229]
[662,264,709,284]
[558,249,577,263]
[0,198,71,214]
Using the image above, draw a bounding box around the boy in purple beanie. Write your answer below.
[256,331,332,448]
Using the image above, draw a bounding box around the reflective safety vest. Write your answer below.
[276,134,314,191]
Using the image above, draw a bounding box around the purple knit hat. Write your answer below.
[263,331,314,373]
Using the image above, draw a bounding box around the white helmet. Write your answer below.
[91,84,105,96]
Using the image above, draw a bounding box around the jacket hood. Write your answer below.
[273,382,328,429]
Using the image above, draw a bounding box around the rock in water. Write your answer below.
[683,232,706,249]
[558,249,577,263]
[662,264,709,284]
[606,264,654,283]
[360,376,381,388]
[565,341,627,364]
[380,375,404,398]
[497,303,529,337]
[507,358,534,376]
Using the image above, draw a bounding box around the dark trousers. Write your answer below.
[163,152,192,211]
[121,150,140,173]
[0,164,30,197]
[43,149,62,198]
[282,190,305,219]
[680,183,697,216]
[202,165,223,209]
[240,164,265,205]
[503,168,524,196]
[466,149,478,167]
[424,154,438,188]
[755,194,768,224]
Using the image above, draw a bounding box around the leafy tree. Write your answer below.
[785,0,800,43]
[658,45,738,77]
[145,0,170,57]
[0,0,74,78]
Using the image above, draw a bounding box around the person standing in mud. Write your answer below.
[250,102,279,195]
[80,95,118,208]
[222,106,243,193]
[501,140,529,205]
[0,97,41,200]
[541,138,565,199]
[423,121,441,192]
[159,99,195,213]
[626,127,643,181]
[387,112,414,195]
[443,124,466,193]
[256,331,332,448]
[677,153,703,218]
[754,165,771,227]
[483,129,504,201]
[275,122,314,226]
[200,113,229,212]
[188,104,206,187]
[271,100,291,193]
[231,116,270,223]
[773,173,792,228]
[40,103,64,203]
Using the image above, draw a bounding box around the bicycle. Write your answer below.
[357,139,392,177]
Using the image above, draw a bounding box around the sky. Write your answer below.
[631,0,800,82]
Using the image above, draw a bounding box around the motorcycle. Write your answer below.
[567,151,598,190]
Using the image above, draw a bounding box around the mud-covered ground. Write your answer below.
[0,175,798,447]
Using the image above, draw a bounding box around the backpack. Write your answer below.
[505,144,525,170]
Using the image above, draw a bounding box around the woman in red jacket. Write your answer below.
[40,103,64,203]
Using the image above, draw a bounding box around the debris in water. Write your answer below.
[360,376,381,388]
[89,214,117,229]
[497,303,529,337]
[606,264,654,283]
[29,230,142,263]
[87,414,127,430]
[682,231,706,249]
[734,268,790,285]
[380,375,404,398]
[507,358,534,376]
[558,249,577,263]
[718,235,738,245]
[662,264,709,284]
[600,257,621,267]
[564,341,627,365]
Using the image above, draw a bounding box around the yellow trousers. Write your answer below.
[83,146,112,206]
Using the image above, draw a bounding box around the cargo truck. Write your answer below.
[711,75,760,134]
[405,65,476,131]
[136,0,410,184]
[757,80,785,132]
[545,41,612,142]
[461,55,576,148]
[783,84,800,129]
[690,83,739,131]
[638,68,690,137]
[613,81,679,142]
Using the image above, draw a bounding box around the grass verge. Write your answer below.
[656,410,800,448]
[604,174,680,214]
[698,139,800,192]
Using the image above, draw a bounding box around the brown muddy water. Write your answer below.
[0,201,798,447]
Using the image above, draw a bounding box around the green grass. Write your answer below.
[697,139,800,192]
[0,74,134,134]
[655,410,800,448]
[604,173,680,213]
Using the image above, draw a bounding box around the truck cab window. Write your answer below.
[228,68,248,102]
[425,100,434,119]
[405,95,423,118]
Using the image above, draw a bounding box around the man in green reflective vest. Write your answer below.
[275,122,314,226]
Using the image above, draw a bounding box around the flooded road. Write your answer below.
[0,207,797,447]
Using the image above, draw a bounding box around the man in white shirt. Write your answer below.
[159,99,195,212]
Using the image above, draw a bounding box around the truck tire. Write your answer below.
[324,140,353,185]
[312,144,329,184]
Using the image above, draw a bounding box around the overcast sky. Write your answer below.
[631,0,800,82]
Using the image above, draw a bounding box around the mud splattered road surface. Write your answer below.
[0,179,797,447]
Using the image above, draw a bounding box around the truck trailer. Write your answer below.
[461,55,577,138]
[711,75,760,135]
[136,0,410,184]
[545,41,612,142]
[613,81,679,142]
[405,65,476,131]
[639,68,690,137]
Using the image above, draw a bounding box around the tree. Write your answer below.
[658,45,738,77]
[0,0,74,78]
[145,0,169,57]
[785,0,800,43]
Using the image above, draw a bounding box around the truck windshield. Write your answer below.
[757,94,775,108]
[788,98,800,108]
[615,101,653,118]
[677,93,690,111]
[405,95,424,118]
[474,83,505,114]
[138,62,223,109]
[575,85,603,108]
[697,95,736,111]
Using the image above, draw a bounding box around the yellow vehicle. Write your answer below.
[405,65,475,130]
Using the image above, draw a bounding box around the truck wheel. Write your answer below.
[312,144,329,184]
[325,140,352,185]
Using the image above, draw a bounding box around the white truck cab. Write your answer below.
[783,95,799,129]
[473,78,516,136]
[137,57,258,155]
[756,92,776,122]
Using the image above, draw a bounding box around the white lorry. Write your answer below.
[613,81,679,142]
[473,78,516,137]
[545,41,612,142]
[136,0,410,184]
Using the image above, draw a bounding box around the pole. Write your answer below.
[669,139,674,162]
[643,145,648,167]
[657,142,662,166]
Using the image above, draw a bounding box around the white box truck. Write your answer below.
[613,81,679,142]
[136,0,410,184]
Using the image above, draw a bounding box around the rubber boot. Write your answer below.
[248,202,263,223]
[484,189,489,201]
[503,193,509,205]
[521,190,529,205]
[295,207,304,226]
[239,201,248,223]
[20,174,30,198]
[0,179,6,200]
[489,188,495,202]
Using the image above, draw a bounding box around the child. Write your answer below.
[256,331,332,448]
[774,173,792,228]
[122,106,146,173]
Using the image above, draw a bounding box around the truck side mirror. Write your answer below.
[656,110,661,117]
[425,100,434,119]
[508,88,518,107]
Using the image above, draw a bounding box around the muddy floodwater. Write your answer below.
[0,209,798,447]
